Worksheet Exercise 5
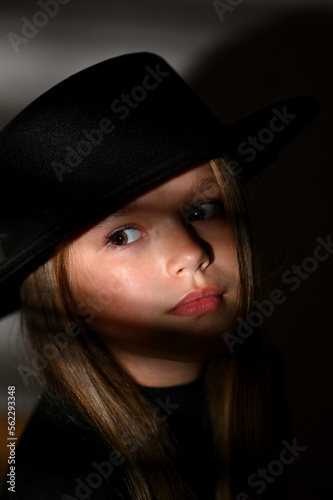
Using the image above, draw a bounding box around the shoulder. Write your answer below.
[1,392,128,500]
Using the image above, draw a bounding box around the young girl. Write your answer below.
[0,53,319,499]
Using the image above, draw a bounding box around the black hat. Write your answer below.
[0,52,319,318]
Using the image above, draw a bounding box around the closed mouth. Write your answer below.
[169,286,224,316]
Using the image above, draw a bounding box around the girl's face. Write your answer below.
[67,164,239,376]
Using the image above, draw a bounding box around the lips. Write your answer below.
[169,286,224,318]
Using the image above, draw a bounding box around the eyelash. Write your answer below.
[105,201,225,249]
[185,200,224,222]
[105,224,143,249]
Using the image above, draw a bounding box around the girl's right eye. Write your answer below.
[107,228,143,247]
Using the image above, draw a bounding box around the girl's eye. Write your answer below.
[187,202,223,222]
[108,228,142,246]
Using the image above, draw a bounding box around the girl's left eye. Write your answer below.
[187,202,223,222]
[107,228,143,247]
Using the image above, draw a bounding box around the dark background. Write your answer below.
[0,1,332,498]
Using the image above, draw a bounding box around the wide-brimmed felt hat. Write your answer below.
[0,52,319,318]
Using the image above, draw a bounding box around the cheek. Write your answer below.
[218,242,238,275]
[71,254,159,323]
[210,225,238,275]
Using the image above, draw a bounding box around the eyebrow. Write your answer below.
[97,176,219,226]
[187,178,219,199]
[96,203,139,226]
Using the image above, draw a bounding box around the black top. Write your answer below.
[1,375,217,499]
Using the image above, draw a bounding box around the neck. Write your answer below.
[110,348,204,387]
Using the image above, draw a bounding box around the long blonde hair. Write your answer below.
[20,157,276,499]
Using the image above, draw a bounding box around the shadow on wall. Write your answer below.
[188,8,333,500]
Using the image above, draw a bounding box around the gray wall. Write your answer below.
[1,1,332,498]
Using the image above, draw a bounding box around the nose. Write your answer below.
[163,220,211,277]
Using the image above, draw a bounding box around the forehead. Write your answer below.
[80,163,219,235]
[90,163,219,231]
[121,163,218,211]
